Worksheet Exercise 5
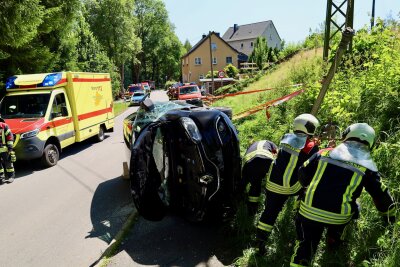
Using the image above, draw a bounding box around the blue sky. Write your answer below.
[163,0,400,45]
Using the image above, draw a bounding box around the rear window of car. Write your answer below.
[179,86,199,95]
[129,86,142,92]
[133,92,144,96]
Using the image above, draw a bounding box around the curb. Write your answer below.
[93,209,139,267]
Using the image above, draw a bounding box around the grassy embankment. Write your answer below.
[113,101,129,117]
[214,24,400,267]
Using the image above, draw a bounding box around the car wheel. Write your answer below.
[41,143,59,167]
[213,107,233,119]
[96,126,105,142]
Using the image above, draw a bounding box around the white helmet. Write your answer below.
[293,114,319,135]
[342,123,375,148]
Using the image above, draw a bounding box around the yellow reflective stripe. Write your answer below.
[0,147,8,153]
[283,154,298,187]
[257,140,267,151]
[248,196,260,203]
[6,168,14,172]
[0,169,4,173]
[243,142,274,163]
[305,161,327,206]
[266,180,302,195]
[341,169,364,215]
[257,221,273,232]
[7,141,13,146]
[5,129,11,135]
[290,240,307,267]
[300,202,352,224]
[1,130,5,145]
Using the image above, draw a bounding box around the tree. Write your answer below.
[183,39,192,53]
[86,0,141,91]
[224,64,238,78]
[249,36,268,70]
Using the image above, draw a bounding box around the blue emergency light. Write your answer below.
[39,73,62,87]
[5,76,17,89]
[5,73,62,89]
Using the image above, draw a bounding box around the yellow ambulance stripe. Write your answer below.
[305,161,327,206]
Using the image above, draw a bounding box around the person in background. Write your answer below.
[242,140,277,215]
[256,114,320,253]
[290,123,396,267]
[0,116,16,184]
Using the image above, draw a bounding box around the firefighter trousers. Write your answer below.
[290,214,349,267]
[0,152,15,179]
[242,157,271,204]
[257,190,291,241]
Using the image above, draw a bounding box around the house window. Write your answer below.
[199,74,204,79]
[195,57,202,65]
[213,57,217,65]
[211,42,217,50]
[226,57,233,64]
[240,43,243,49]
[250,42,254,47]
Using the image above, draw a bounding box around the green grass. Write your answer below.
[113,101,130,117]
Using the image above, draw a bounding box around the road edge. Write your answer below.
[94,209,139,267]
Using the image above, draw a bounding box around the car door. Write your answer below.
[49,92,75,148]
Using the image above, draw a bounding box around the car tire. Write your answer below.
[96,126,105,142]
[213,107,233,119]
[41,143,59,167]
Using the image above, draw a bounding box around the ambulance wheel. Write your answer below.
[96,126,105,142]
[42,144,59,167]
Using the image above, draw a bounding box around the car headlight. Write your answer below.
[20,128,40,139]
[180,117,202,143]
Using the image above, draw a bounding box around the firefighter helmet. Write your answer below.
[342,123,375,148]
[293,114,319,135]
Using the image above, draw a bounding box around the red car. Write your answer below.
[176,85,203,106]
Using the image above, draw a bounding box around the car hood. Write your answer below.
[178,93,201,100]
[4,118,46,134]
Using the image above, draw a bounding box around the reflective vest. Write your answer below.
[266,139,317,195]
[0,122,13,153]
[299,150,396,225]
[243,140,275,164]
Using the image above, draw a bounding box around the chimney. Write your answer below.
[215,32,220,37]
[233,24,238,33]
[202,34,207,39]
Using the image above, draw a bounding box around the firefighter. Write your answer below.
[255,114,320,253]
[242,140,278,215]
[290,123,396,266]
[0,117,16,184]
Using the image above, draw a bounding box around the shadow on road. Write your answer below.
[12,135,111,180]
[87,176,134,244]
[114,215,244,266]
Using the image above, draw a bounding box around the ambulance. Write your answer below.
[1,72,114,167]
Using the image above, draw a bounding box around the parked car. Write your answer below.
[123,99,241,222]
[141,82,151,95]
[130,91,147,106]
[125,84,143,101]
[168,85,203,107]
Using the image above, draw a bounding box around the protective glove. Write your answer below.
[9,151,16,163]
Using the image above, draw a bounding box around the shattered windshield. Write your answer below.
[0,93,51,118]
[133,101,189,131]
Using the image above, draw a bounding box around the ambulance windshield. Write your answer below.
[0,93,51,118]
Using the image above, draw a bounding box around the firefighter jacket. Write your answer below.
[243,140,277,165]
[266,134,318,195]
[298,148,396,225]
[0,122,14,153]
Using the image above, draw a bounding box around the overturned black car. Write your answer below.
[124,99,241,222]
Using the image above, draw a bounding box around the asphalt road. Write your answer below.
[0,90,168,267]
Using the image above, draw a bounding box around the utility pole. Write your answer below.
[371,0,376,28]
[311,27,355,115]
[208,31,215,94]
[323,0,355,60]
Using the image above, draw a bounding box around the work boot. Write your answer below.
[5,177,14,183]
